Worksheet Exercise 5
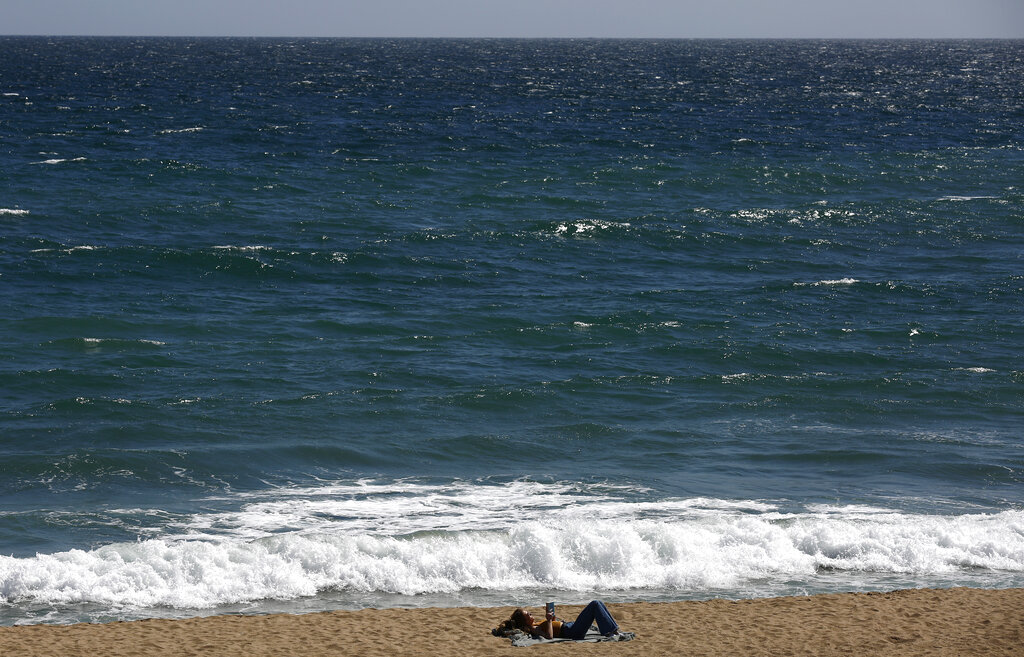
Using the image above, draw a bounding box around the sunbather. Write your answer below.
[495,600,620,640]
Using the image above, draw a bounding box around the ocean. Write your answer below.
[1,37,1023,626]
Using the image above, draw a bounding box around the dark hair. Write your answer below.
[492,608,531,637]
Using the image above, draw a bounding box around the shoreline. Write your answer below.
[2,587,1022,656]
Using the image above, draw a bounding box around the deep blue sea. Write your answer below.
[1,37,1023,626]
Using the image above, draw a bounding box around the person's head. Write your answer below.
[510,608,534,629]
[493,607,534,637]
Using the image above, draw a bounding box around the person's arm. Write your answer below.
[541,604,559,639]
[535,619,555,640]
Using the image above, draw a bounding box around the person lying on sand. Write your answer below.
[495,600,621,640]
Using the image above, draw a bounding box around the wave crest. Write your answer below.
[3,508,1021,611]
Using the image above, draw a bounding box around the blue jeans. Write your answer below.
[559,600,619,639]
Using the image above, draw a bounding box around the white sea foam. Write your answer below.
[2,482,1021,613]
[1,506,1021,611]
[553,219,629,236]
[157,127,204,134]
[212,245,272,252]
[722,372,767,383]
[58,337,167,349]
[0,208,29,215]
[795,278,860,287]
[32,157,87,165]
[30,246,93,254]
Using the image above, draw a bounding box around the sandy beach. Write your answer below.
[2,587,1021,656]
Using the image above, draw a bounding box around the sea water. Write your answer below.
[1,37,1023,625]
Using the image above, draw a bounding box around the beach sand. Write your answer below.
[1,587,1021,656]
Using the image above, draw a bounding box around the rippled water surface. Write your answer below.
[1,38,1023,625]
